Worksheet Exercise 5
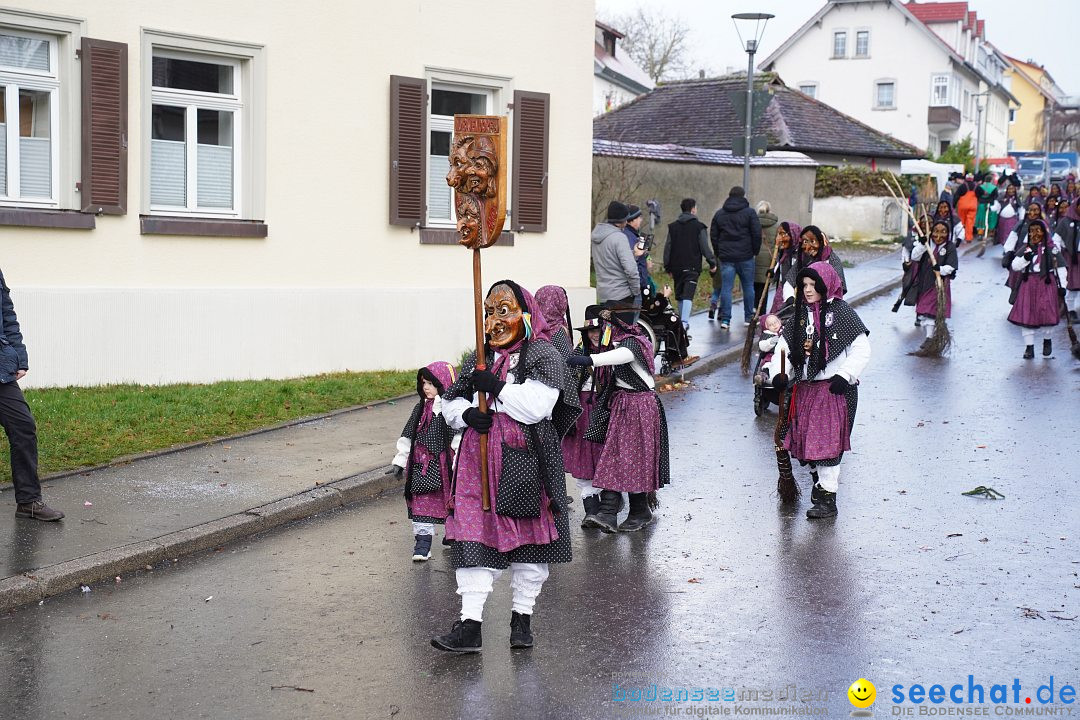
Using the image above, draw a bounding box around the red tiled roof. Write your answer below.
[976,19,984,38]
[967,11,976,30]
[904,2,969,24]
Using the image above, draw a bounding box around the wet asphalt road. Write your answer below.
[1,248,1077,720]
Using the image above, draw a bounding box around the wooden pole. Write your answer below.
[472,248,490,510]
[741,238,784,375]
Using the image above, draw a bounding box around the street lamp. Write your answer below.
[732,12,774,194]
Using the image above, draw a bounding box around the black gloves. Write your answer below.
[567,354,593,367]
[463,407,494,434]
[828,375,851,395]
[386,465,404,479]
[471,369,505,397]
[772,373,789,390]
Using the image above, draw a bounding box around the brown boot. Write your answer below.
[15,501,65,521]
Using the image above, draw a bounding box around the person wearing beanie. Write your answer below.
[591,201,641,318]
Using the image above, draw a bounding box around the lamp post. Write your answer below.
[973,90,989,172]
[732,12,773,194]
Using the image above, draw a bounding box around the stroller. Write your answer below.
[639,284,693,377]
[750,299,795,416]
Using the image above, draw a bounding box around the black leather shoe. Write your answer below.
[1043,339,1052,357]
[15,501,64,522]
[618,493,654,532]
[431,619,482,653]
[806,490,838,519]
[585,490,622,533]
[1023,345,1035,359]
[510,612,534,649]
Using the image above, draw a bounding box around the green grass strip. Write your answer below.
[0,371,415,485]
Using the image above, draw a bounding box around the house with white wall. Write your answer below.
[593,20,653,116]
[759,0,1016,158]
[0,1,595,388]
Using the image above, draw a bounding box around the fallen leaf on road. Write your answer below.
[80,585,91,593]
[952,628,965,634]
[270,685,314,693]
[84,501,93,507]
[114,576,121,583]
[1019,607,1044,619]
[204,596,213,602]
[687,578,702,584]
[976,445,987,449]
[916,422,925,427]
[946,533,962,538]
[918,545,932,551]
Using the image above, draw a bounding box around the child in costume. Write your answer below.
[906,219,957,354]
[1008,219,1062,358]
[561,306,607,526]
[390,361,459,561]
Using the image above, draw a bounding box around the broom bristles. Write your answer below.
[911,281,952,357]
[740,323,755,376]
[776,447,799,502]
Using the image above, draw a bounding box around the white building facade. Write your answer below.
[593,21,653,116]
[761,0,1015,158]
[0,1,595,388]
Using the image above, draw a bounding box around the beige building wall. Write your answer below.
[1,1,596,387]
[1006,67,1048,152]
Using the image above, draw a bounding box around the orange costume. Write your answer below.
[955,182,977,242]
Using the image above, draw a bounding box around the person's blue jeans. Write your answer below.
[718,259,756,323]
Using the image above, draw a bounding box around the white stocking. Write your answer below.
[510,563,549,616]
[816,465,840,493]
[456,566,501,622]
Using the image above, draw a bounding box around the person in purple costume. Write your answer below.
[569,306,670,534]
[561,305,609,526]
[432,280,579,654]
[390,361,460,561]
[1008,220,1063,358]
[905,220,957,353]
[767,261,871,520]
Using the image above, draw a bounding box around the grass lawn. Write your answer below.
[0,371,415,485]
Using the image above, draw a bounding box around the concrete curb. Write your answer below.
[1,465,402,613]
[675,273,904,383]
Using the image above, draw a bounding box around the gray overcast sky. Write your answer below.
[595,0,1080,95]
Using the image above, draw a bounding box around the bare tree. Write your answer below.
[592,153,646,224]
[602,7,692,84]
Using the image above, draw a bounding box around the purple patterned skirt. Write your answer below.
[1008,275,1061,328]
[592,390,662,493]
[562,390,602,480]
[444,414,559,553]
[784,381,850,462]
[915,278,951,318]
[995,214,1019,246]
[407,446,453,522]
[1067,255,1080,291]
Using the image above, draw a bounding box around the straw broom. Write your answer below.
[773,349,799,502]
[741,239,784,375]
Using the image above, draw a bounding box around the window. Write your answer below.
[962,89,970,119]
[427,85,490,227]
[874,81,895,109]
[940,140,951,154]
[797,83,818,99]
[855,30,869,57]
[930,74,952,107]
[142,30,265,224]
[1009,108,1016,123]
[0,29,59,205]
[832,31,846,58]
[150,52,240,214]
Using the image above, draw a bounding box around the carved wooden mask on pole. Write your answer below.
[446,115,507,248]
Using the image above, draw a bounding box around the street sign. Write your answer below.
[732,135,769,157]
[730,89,774,128]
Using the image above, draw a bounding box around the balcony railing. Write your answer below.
[927,105,961,128]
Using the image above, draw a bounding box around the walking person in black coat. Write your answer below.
[709,186,762,330]
[0,269,63,521]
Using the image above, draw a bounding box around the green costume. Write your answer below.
[975,181,999,237]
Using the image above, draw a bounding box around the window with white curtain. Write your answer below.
[0,29,60,205]
[150,51,241,214]
[855,30,869,57]
[427,85,491,227]
[832,31,846,58]
[875,81,895,109]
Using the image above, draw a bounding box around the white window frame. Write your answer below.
[0,26,61,208]
[874,80,896,110]
[832,30,847,59]
[930,73,955,107]
[149,48,242,217]
[797,83,818,99]
[141,29,266,220]
[854,29,870,58]
[424,67,511,230]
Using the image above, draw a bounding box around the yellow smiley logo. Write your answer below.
[848,679,876,709]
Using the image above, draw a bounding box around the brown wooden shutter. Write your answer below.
[389,75,427,227]
[80,37,127,215]
[511,90,550,233]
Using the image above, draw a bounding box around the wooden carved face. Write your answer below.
[800,230,821,258]
[1028,223,1045,245]
[931,222,949,245]
[776,226,790,249]
[446,135,498,198]
[455,194,483,249]
[484,284,525,348]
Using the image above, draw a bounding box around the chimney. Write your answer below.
[699,69,705,79]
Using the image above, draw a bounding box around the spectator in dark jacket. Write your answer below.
[709,186,762,329]
[622,204,650,292]
[664,198,717,327]
[0,269,64,521]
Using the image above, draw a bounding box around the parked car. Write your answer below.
[1017,156,1050,187]
[1050,158,1073,183]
